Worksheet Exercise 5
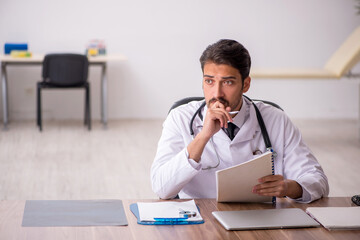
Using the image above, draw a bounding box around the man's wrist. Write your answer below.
[187,131,212,162]
[285,180,303,199]
[196,129,212,142]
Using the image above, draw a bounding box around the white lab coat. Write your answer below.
[151,97,329,203]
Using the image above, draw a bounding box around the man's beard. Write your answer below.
[207,97,229,107]
[207,96,242,110]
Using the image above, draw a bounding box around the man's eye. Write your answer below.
[205,79,213,84]
[224,81,233,85]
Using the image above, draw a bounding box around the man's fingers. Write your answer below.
[212,101,226,110]
[209,109,232,127]
[253,177,288,197]
[258,174,283,183]
[253,185,286,197]
[209,112,226,128]
[209,101,234,124]
[254,181,279,190]
[217,113,227,128]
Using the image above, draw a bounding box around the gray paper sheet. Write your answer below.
[22,200,128,227]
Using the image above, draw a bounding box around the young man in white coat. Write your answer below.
[151,39,329,203]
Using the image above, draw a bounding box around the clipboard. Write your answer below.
[130,202,204,225]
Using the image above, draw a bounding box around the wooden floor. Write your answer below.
[0,119,359,200]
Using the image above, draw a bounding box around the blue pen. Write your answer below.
[153,217,189,224]
[154,217,188,221]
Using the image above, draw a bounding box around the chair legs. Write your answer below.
[36,83,91,131]
[36,83,42,131]
[85,84,91,130]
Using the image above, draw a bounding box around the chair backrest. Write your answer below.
[168,97,205,113]
[42,54,89,86]
[324,26,360,77]
[169,96,283,113]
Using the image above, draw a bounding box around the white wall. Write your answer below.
[0,0,359,120]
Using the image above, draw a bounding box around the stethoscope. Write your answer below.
[189,95,280,171]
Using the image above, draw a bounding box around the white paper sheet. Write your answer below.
[137,200,203,222]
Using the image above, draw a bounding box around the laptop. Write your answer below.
[212,208,320,230]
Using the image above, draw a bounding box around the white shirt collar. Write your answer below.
[232,96,249,130]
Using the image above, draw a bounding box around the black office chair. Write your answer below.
[37,53,91,131]
[168,97,205,114]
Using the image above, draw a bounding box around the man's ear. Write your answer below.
[242,76,251,93]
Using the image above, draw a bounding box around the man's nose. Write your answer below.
[213,82,224,98]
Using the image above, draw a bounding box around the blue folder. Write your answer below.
[4,43,28,54]
[130,203,204,225]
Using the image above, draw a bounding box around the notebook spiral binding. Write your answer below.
[267,147,276,205]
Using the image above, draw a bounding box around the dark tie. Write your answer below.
[225,122,237,140]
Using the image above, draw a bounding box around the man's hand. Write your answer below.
[252,175,303,199]
[187,101,233,162]
[201,101,233,139]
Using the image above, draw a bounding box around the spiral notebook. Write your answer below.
[216,151,273,202]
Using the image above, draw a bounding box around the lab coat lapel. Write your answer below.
[232,102,260,144]
[215,128,233,141]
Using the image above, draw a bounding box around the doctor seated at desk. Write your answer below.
[151,39,329,203]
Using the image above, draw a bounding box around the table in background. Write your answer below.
[0,54,126,130]
[0,197,359,240]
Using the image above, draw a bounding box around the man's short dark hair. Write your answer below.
[200,39,251,80]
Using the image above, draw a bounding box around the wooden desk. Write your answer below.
[0,54,126,129]
[0,197,359,240]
